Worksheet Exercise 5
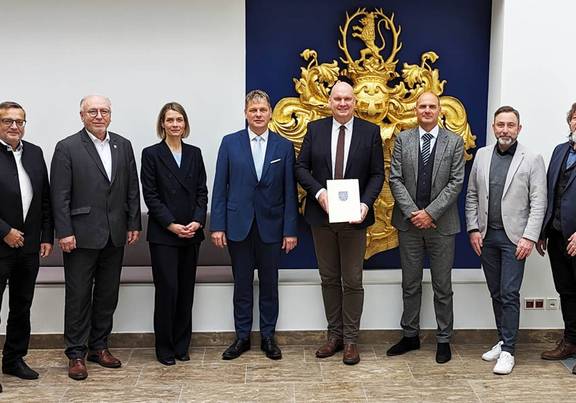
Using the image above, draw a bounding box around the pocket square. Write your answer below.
[270,158,281,164]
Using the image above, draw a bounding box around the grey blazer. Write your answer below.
[50,129,141,249]
[465,142,547,244]
[389,127,465,236]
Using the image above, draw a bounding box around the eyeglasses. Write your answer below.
[0,119,26,128]
[85,109,111,118]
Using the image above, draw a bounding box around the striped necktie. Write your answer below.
[422,132,433,166]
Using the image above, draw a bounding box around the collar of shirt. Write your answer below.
[248,128,269,143]
[0,138,23,152]
[496,140,518,156]
[86,129,110,145]
[332,117,354,133]
[418,125,439,139]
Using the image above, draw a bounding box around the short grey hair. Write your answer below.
[245,90,271,110]
[79,95,112,111]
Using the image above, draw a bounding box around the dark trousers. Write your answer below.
[481,229,525,354]
[311,224,366,344]
[398,228,454,343]
[63,243,124,359]
[0,252,39,365]
[149,242,199,360]
[227,223,281,340]
[547,228,576,344]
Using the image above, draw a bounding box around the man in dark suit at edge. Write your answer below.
[537,102,576,372]
[51,95,141,380]
[295,78,385,365]
[0,101,54,390]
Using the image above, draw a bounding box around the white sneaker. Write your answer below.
[482,341,503,361]
[493,351,515,375]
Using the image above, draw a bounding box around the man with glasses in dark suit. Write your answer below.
[0,101,53,390]
[51,95,141,380]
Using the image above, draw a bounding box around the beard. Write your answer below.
[497,137,514,146]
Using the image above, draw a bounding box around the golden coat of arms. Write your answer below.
[269,8,476,258]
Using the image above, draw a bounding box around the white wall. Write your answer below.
[0,0,571,334]
[2,0,245,196]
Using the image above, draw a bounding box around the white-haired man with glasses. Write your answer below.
[51,95,141,381]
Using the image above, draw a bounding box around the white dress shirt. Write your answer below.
[87,130,112,180]
[418,125,439,154]
[315,117,355,200]
[331,117,354,178]
[1,139,33,221]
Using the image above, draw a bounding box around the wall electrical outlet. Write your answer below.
[534,298,545,309]
[546,298,559,310]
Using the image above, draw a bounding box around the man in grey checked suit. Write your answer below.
[466,106,546,374]
[387,92,465,364]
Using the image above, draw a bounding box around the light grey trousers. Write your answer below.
[398,228,455,343]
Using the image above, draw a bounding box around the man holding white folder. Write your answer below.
[295,79,384,365]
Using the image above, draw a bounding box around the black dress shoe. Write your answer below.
[2,359,39,380]
[175,354,190,361]
[386,336,421,356]
[222,338,250,360]
[436,342,452,364]
[261,337,282,360]
[157,357,176,366]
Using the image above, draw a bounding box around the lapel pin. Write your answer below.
[113,144,117,149]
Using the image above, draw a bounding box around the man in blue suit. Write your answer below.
[537,102,576,372]
[211,90,298,360]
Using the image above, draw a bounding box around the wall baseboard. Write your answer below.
[7,329,563,349]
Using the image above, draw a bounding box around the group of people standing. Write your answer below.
[0,80,574,393]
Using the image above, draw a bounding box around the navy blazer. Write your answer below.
[0,140,53,257]
[541,141,576,239]
[210,129,298,243]
[141,141,208,245]
[295,117,385,229]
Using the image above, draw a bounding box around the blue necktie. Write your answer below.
[253,136,265,180]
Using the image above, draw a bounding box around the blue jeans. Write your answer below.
[481,229,526,354]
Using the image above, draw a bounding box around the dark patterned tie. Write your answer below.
[334,125,346,179]
[422,132,433,166]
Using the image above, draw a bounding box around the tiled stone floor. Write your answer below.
[0,342,575,402]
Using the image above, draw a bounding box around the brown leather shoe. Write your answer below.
[541,339,576,360]
[68,358,88,380]
[315,339,344,358]
[87,349,122,368]
[343,343,360,365]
